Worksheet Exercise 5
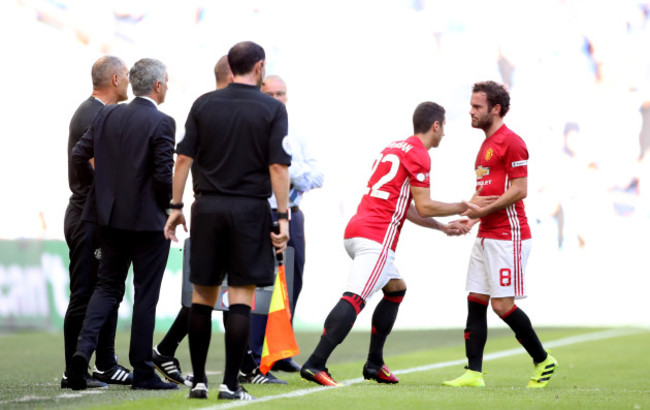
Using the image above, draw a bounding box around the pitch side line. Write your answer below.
[200,328,644,410]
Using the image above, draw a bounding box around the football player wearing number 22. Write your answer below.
[300,101,497,387]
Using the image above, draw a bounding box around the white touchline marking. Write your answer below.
[1,328,643,407]
[198,328,646,410]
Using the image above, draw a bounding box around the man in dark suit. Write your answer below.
[151,55,233,387]
[68,58,177,391]
[63,55,133,389]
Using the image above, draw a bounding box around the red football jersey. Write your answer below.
[344,136,431,251]
[475,124,531,240]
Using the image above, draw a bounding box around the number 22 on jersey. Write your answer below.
[366,153,400,200]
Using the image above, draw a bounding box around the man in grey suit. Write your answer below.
[63,55,132,389]
[68,58,177,391]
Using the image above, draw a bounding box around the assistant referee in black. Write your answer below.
[164,41,291,401]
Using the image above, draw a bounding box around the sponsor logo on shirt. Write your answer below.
[485,148,494,161]
[416,173,426,182]
[475,166,490,179]
[511,160,528,167]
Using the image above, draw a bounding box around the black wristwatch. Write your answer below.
[276,211,289,220]
[169,202,184,210]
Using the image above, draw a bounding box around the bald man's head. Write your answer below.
[92,56,126,88]
[91,55,129,103]
[214,55,233,89]
[261,75,287,105]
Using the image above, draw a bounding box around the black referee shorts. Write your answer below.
[189,195,275,287]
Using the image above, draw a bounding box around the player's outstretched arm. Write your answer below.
[462,177,527,219]
[410,186,467,218]
[406,203,470,236]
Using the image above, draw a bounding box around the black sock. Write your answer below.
[188,303,213,387]
[157,306,190,357]
[367,290,405,366]
[500,306,547,363]
[465,296,488,372]
[223,304,251,391]
[306,292,365,369]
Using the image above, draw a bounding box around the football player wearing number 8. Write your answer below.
[300,102,497,387]
[442,81,558,389]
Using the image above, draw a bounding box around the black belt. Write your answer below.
[273,206,300,213]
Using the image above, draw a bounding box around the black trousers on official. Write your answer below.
[74,227,170,383]
[250,208,306,363]
[63,204,118,373]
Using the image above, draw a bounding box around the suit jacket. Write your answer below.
[71,97,175,231]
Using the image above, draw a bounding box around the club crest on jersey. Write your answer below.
[484,148,494,161]
[475,166,490,179]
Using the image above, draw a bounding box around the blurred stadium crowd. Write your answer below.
[1,0,649,329]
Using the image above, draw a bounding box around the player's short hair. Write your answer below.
[91,56,125,88]
[214,55,232,86]
[472,81,510,117]
[228,41,265,76]
[413,101,446,134]
[129,58,166,97]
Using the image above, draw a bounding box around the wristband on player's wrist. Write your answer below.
[276,210,290,220]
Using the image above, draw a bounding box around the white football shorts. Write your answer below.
[465,237,532,299]
[343,237,402,300]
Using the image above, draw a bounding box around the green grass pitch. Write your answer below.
[0,327,647,409]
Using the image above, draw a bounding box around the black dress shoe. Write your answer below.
[61,373,108,389]
[67,355,90,390]
[131,375,179,390]
[271,359,301,373]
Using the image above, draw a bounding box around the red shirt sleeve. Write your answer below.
[403,147,431,188]
[504,135,528,179]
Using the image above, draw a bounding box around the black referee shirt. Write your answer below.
[177,83,291,198]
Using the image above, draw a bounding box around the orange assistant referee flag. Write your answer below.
[259,262,300,374]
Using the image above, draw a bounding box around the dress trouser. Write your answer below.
[250,208,305,362]
[74,227,170,383]
[63,204,117,373]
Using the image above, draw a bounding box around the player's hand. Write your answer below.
[444,219,474,236]
[470,187,499,207]
[271,218,290,254]
[164,210,187,242]
[461,201,487,219]
[441,223,462,236]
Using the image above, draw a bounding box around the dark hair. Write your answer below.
[413,101,446,134]
[472,81,510,117]
[228,41,265,76]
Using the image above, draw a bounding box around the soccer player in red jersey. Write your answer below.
[443,81,558,389]
[300,102,494,387]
